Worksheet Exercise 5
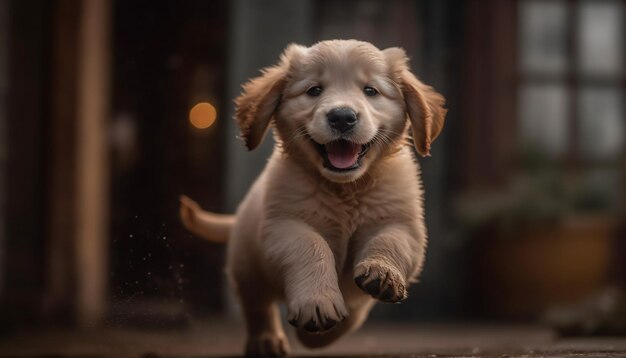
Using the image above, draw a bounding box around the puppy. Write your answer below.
[180,39,446,357]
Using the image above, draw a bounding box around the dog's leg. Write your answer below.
[296,272,375,348]
[242,301,290,357]
[262,219,348,333]
[232,274,290,357]
[352,223,426,303]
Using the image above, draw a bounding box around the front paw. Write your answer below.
[287,294,348,333]
[354,261,408,303]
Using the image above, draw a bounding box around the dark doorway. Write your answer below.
[109,0,230,322]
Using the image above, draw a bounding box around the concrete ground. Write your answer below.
[1,320,625,358]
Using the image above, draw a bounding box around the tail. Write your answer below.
[179,195,235,243]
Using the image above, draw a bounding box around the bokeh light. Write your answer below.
[189,102,217,129]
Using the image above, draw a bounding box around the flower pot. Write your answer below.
[478,215,613,319]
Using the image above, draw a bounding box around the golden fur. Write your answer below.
[180,39,446,356]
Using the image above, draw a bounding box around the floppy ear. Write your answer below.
[383,47,447,157]
[234,44,304,150]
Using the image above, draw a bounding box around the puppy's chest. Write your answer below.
[305,187,403,240]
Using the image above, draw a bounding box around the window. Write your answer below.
[518,0,625,211]
[519,0,624,161]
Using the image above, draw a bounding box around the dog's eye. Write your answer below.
[363,86,379,97]
[306,86,323,97]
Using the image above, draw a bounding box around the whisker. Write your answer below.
[376,128,403,137]
[283,126,309,150]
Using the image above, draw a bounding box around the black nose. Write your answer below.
[327,107,358,133]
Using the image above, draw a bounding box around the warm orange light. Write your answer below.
[189,102,217,129]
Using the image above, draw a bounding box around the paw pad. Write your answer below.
[354,262,408,303]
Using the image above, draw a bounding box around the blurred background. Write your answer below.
[0,0,625,355]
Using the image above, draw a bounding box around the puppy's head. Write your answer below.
[235,40,446,183]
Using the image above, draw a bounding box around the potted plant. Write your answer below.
[456,148,617,319]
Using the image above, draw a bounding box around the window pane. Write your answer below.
[578,1,624,76]
[578,87,624,160]
[519,84,569,157]
[519,0,567,74]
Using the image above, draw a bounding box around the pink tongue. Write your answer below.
[326,141,361,169]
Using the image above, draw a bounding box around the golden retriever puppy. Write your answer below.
[180,39,446,357]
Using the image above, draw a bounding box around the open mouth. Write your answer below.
[313,138,371,172]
